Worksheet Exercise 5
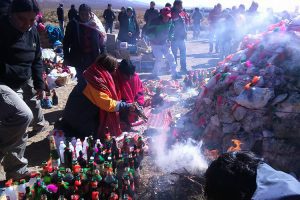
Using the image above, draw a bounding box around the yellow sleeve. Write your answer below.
[83,83,118,112]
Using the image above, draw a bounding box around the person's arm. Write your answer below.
[144,10,148,22]
[112,11,116,20]
[134,75,144,106]
[83,83,132,112]
[103,10,107,20]
[63,22,72,65]
[31,29,45,91]
[134,17,140,37]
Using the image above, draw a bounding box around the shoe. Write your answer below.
[171,74,182,80]
[30,121,49,136]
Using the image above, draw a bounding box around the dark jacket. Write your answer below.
[144,8,159,24]
[192,11,203,25]
[0,0,11,19]
[103,9,116,24]
[145,16,174,45]
[57,6,64,21]
[118,15,140,43]
[0,16,44,90]
[171,8,189,41]
[63,20,102,73]
[68,8,78,21]
[118,12,127,30]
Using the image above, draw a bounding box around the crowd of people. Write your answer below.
[0,0,300,199]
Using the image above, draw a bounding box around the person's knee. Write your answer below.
[19,106,33,126]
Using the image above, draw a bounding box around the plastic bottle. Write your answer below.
[17,179,26,200]
[49,135,60,169]
[59,141,66,164]
[64,142,73,169]
[82,137,89,160]
[75,139,83,158]
[71,137,77,149]
[52,89,58,105]
[94,139,102,149]
[5,180,17,200]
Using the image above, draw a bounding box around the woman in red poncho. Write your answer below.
[113,59,145,130]
[83,55,135,138]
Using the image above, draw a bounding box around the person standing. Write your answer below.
[143,1,159,40]
[0,0,44,180]
[192,7,203,40]
[62,4,107,137]
[118,7,139,44]
[171,0,189,74]
[57,3,64,35]
[146,7,180,79]
[144,1,159,25]
[118,7,127,33]
[208,3,222,53]
[68,4,78,22]
[103,4,115,34]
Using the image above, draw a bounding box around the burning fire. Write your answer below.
[227,139,243,152]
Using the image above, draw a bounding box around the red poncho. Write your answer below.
[113,70,144,123]
[83,64,122,137]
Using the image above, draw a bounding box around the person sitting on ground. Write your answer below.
[118,7,140,44]
[205,151,300,200]
[67,4,78,21]
[113,59,144,130]
[83,54,135,138]
[0,0,44,181]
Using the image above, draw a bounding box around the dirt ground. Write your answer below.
[0,31,220,199]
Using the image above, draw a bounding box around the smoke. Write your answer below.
[152,130,208,175]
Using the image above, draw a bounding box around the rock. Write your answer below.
[235,87,274,109]
[232,105,248,121]
[275,93,300,118]
[271,93,288,106]
[222,122,241,133]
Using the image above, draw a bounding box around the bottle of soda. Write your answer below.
[52,89,58,106]
[49,135,60,169]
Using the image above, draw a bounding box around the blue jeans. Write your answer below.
[171,40,187,71]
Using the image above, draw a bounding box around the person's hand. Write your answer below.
[128,32,133,37]
[36,89,45,100]
[128,103,136,112]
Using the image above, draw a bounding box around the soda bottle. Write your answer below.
[49,135,60,169]
[52,89,58,105]
[59,141,66,164]
[75,139,83,158]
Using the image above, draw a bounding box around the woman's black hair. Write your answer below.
[119,59,136,76]
[79,4,91,13]
[205,151,263,200]
[10,0,40,14]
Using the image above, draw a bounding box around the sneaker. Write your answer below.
[31,121,49,135]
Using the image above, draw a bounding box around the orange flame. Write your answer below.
[244,83,251,90]
[205,149,219,160]
[227,139,243,152]
[252,76,260,84]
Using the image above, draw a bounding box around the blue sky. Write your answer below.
[130,0,300,12]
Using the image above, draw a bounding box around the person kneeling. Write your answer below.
[113,59,145,130]
[83,55,135,138]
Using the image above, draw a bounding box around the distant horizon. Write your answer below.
[39,0,300,12]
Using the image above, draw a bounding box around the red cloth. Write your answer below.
[113,70,144,123]
[83,64,122,137]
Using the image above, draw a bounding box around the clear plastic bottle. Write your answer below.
[82,137,89,160]
[17,179,26,200]
[75,139,83,158]
[5,181,17,200]
[59,141,66,163]
[94,139,102,149]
